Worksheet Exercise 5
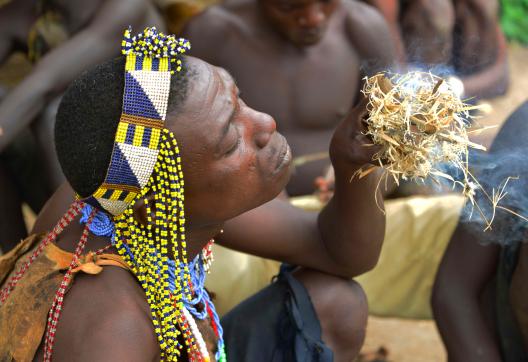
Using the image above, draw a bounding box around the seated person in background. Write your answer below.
[182,0,398,196]
[363,0,509,99]
[0,29,385,361]
[432,101,528,362]
[180,0,475,321]
[180,0,473,323]
[0,0,163,252]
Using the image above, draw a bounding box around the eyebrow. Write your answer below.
[218,101,236,145]
[214,80,238,152]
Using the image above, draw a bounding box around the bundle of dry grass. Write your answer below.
[358,71,526,229]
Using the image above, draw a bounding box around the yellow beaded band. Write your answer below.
[81,27,190,216]
[81,28,202,361]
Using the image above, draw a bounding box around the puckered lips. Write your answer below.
[273,135,292,176]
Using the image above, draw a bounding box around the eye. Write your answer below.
[225,132,241,157]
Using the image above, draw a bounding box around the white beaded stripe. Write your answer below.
[117,143,160,188]
[182,307,210,361]
[96,198,130,216]
[129,70,171,121]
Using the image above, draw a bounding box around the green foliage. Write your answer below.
[501,0,528,44]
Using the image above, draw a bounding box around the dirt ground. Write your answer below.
[360,43,528,362]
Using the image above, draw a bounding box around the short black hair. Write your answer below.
[55,56,191,197]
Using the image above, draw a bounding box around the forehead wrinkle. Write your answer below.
[168,62,218,148]
[169,61,214,118]
[211,65,237,118]
[215,66,229,81]
[210,66,234,124]
[193,64,235,154]
[215,66,239,91]
[189,64,221,127]
[203,63,220,118]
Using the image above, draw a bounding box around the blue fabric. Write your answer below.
[221,265,333,362]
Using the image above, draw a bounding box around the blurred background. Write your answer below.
[0,0,527,360]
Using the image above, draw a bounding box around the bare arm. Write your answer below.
[400,0,456,65]
[181,6,235,66]
[46,265,160,362]
[361,0,406,63]
[36,99,386,279]
[459,26,509,99]
[70,309,159,362]
[0,0,159,151]
[454,0,508,98]
[344,0,400,76]
[434,101,528,359]
[31,182,75,234]
[432,223,502,362]
[220,97,385,278]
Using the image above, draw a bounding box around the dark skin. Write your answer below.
[364,0,509,99]
[432,101,528,361]
[432,223,502,362]
[0,0,163,153]
[0,0,163,252]
[183,0,397,196]
[30,57,385,360]
[452,0,509,98]
[510,243,528,350]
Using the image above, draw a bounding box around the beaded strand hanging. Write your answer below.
[0,27,226,362]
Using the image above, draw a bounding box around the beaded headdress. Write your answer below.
[81,26,188,216]
[0,27,225,362]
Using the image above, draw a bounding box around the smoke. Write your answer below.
[429,101,528,246]
[460,149,527,246]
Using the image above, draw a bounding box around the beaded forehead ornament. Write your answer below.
[0,27,226,362]
[81,26,190,216]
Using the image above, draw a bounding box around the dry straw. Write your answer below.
[357,71,527,230]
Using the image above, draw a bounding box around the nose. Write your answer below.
[252,110,276,149]
[298,5,325,28]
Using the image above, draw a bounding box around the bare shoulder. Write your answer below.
[184,5,235,35]
[182,2,255,62]
[94,0,150,24]
[54,267,159,361]
[342,0,395,73]
[342,0,389,37]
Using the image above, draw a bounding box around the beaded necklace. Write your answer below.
[80,204,226,361]
[0,28,222,362]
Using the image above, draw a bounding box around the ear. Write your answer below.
[132,193,156,226]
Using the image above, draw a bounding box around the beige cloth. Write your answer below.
[206,194,464,319]
[205,245,280,316]
[356,194,464,319]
